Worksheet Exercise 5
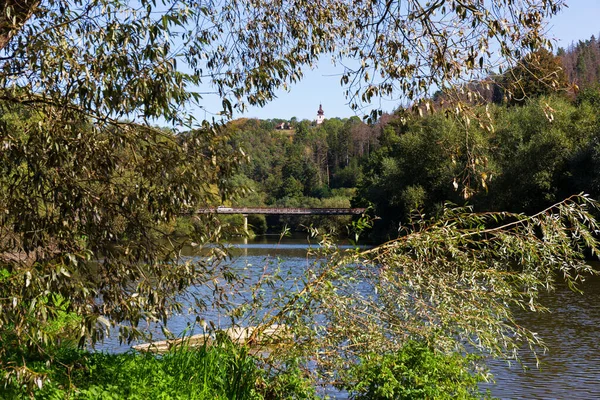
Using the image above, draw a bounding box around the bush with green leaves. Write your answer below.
[343,341,490,400]
[255,358,318,400]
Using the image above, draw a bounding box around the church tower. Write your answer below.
[316,104,325,125]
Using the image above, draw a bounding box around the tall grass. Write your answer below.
[3,338,261,399]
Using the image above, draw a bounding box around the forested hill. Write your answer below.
[224,90,600,240]
[220,116,380,236]
[559,34,600,90]
[221,35,600,239]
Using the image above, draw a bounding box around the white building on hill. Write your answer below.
[316,104,325,125]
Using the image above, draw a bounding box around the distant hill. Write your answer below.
[430,35,600,107]
[559,34,600,90]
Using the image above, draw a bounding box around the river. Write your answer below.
[484,270,600,399]
[101,235,600,399]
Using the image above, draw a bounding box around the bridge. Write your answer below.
[196,207,366,215]
[196,207,367,231]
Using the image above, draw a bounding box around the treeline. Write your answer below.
[227,96,600,240]
[433,34,600,106]
[352,36,600,238]
[356,93,600,237]
[559,34,600,90]
[219,36,600,238]
[221,117,379,234]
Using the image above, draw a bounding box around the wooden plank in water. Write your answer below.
[132,324,290,354]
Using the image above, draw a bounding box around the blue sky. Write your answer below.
[236,1,600,122]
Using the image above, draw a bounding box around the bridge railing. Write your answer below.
[194,207,367,215]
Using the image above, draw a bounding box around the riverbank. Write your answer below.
[3,339,486,399]
[2,340,314,399]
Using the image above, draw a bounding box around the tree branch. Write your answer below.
[0,0,40,51]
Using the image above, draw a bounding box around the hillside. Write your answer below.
[559,34,600,90]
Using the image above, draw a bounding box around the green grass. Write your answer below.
[3,341,262,400]
[2,337,488,399]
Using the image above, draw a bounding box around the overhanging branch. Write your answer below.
[0,0,40,51]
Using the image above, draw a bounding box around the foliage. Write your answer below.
[3,335,325,400]
[271,195,354,235]
[1,293,82,392]
[249,195,599,393]
[0,0,564,118]
[3,340,262,399]
[357,108,491,235]
[343,341,490,400]
[559,34,600,91]
[256,358,319,400]
[222,117,369,233]
[500,48,569,105]
[0,104,241,384]
[0,0,578,390]
[357,93,600,238]
[576,84,600,106]
[487,96,588,212]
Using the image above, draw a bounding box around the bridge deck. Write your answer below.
[196,207,366,215]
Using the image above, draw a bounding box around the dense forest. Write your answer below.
[217,116,379,235]
[560,34,600,90]
[222,35,600,240]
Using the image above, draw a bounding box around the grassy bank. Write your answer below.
[2,340,316,400]
[2,338,490,399]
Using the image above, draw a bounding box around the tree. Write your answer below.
[356,109,495,237]
[502,48,569,105]
[1,1,566,118]
[0,0,572,387]
[558,34,600,91]
[241,195,599,395]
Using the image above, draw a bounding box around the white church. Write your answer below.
[316,104,325,125]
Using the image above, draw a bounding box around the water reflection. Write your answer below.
[98,235,334,353]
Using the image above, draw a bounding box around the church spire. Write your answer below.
[316,103,325,125]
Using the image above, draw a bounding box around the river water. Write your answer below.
[485,272,600,399]
[101,235,600,399]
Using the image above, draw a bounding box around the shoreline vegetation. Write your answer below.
[4,338,489,399]
[6,192,600,398]
[6,90,600,400]
[5,88,600,399]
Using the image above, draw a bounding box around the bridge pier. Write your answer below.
[243,214,248,234]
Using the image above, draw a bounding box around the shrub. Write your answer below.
[343,341,491,400]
